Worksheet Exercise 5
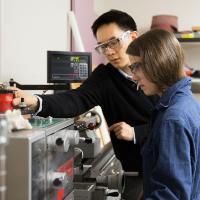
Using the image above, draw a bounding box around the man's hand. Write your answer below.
[9,87,38,110]
[109,122,134,141]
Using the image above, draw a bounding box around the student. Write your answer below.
[12,10,156,199]
[127,29,200,199]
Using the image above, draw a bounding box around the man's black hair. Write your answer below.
[91,9,137,37]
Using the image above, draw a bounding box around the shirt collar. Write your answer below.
[118,69,136,83]
[156,77,192,110]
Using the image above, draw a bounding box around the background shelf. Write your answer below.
[177,38,200,43]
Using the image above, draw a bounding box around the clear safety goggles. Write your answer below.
[95,30,132,54]
[128,62,142,73]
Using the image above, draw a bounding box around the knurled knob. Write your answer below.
[55,138,64,146]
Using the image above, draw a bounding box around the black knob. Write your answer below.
[56,138,64,146]
[87,123,96,130]
[85,138,92,144]
[9,78,14,86]
[53,178,62,186]
[106,192,119,197]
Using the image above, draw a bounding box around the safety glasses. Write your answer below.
[95,30,132,54]
[128,62,142,73]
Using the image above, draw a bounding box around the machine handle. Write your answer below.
[106,191,119,197]
[74,110,102,131]
[78,137,92,144]
[84,137,93,144]
[83,110,102,129]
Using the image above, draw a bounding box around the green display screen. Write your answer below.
[71,56,80,63]
[47,51,91,83]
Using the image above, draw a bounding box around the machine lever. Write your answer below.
[106,191,119,197]
[79,137,92,144]
[84,137,92,144]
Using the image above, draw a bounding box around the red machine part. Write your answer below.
[56,158,74,200]
[0,90,14,113]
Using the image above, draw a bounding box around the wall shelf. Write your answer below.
[177,38,200,43]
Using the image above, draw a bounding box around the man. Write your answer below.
[13,10,156,199]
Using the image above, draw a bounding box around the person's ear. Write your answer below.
[131,31,138,40]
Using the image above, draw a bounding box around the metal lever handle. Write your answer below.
[106,191,119,197]
[79,137,92,144]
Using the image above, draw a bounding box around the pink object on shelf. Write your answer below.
[151,15,178,32]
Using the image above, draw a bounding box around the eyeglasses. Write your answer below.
[95,30,132,54]
[128,62,142,73]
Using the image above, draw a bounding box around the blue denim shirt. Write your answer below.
[142,77,200,200]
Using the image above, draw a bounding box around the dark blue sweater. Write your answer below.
[39,63,156,171]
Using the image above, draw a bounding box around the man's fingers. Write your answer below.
[14,90,24,98]
[109,122,122,131]
[116,133,123,140]
[8,86,19,91]
[12,98,22,106]
[109,124,116,131]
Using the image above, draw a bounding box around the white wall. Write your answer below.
[0,0,71,84]
[94,0,200,70]
[1,0,199,81]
